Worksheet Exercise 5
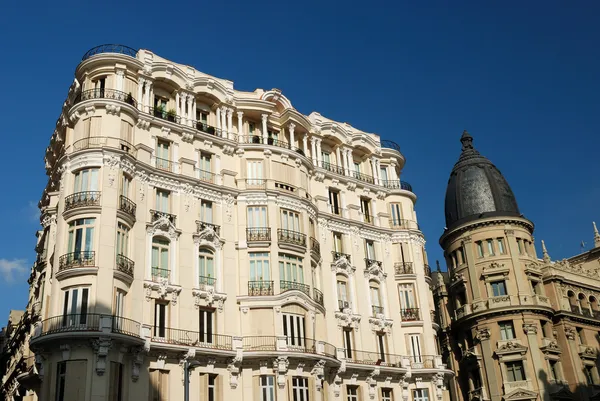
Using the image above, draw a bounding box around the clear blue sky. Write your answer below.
[1,1,599,323]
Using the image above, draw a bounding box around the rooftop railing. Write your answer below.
[81,44,138,60]
[380,140,401,153]
[75,88,137,108]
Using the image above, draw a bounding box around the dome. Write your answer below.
[444,131,520,230]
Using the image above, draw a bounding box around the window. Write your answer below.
[398,284,416,309]
[109,362,123,401]
[549,360,559,381]
[380,166,389,182]
[207,374,217,401]
[365,240,376,260]
[199,152,212,175]
[499,321,515,340]
[156,140,170,170]
[377,332,387,362]
[390,203,402,227]
[279,254,304,283]
[247,206,267,228]
[321,151,331,165]
[149,369,169,401]
[491,281,507,297]
[153,302,168,338]
[541,321,551,338]
[413,389,429,401]
[382,388,394,401]
[333,232,343,252]
[62,287,89,326]
[344,328,354,359]
[457,247,465,264]
[155,189,170,213]
[73,168,99,192]
[360,198,372,222]
[116,222,129,257]
[247,160,263,185]
[337,276,349,310]
[506,361,525,382]
[353,162,361,177]
[370,282,382,315]
[497,238,506,254]
[486,239,494,256]
[292,377,309,401]
[281,209,300,232]
[66,218,95,267]
[120,174,131,198]
[114,289,125,318]
[198,249,215,285]
[200,200,213,223]
[283,313,306,347]
[120,120,133,145]
[531,280,541,295]
[199,309,214,344]
[577,327,585,344]
[409,334,422,362]
[584,366,595,385]
[347,386,359,401]
[476,241,484,258]
[151,238,170,280]
[328,189,341,215]
[196,110,209,124]
[260,376,275,401]
[249,252,270,281]
[56,361,66,401]
[517,239,523,255]
[55,361,87,401]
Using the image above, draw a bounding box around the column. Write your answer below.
[170,238,177,283]
[476,327,500,401]
[227,108,234,140]
[375,159,382,185]
[523,323,545,397]
[335,146,342,168]
[146,232,153,280]
[310,138,317,165]
[175,92,180,117]
[115,70,124,92]
[216,107,221,134]
[315,139,323,166]
[380,281,390,319]
[340,147,348,173]
[348,273,358,314]
[389,161,398,181]
[370,157,378,184]
[261,114,269,142]
[237,111,244,137]
[215,248,222,293]
[137,78,144,111]
[186,95,193,126]
[192,97,197,125]
[302,134,309,157]
[147,82,153,113]
[221,107,228,138]
[345,149,352,176]
[288,123,296,149]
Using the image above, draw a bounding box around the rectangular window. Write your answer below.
[321,151,331,166]
[149,369,169,401]
[353,162,361,177]
[398,284,415,309]
[347,386,359,401]
[207,374,216,401]
[199,308,214,344]
[377,332,387,362]
[279,254,304,283]
[260,376,275,401]
[67,218,96,254]
[409,334,422,362]
[585,366,595,385]
[292,377,309,401]
[476,241,484,258]
[531,280,541,295]
[506,361,526,382]
[329,189,341,215]
[249,252,270,281]
[151,238,170,280]
[73,168,100,192]
[344,328,354,359]
[382,388,394,401]
[55,361,66,401]
[517,239,523,255]
[120,174,131,198]
[153,302,168,338]
[247,160,264,185]
[365,240,376,260]
[337,280,349,307]
[156,140,171,170]
[109,362,124,401]
[360,198,372,222]
[283,313,306,348]
[497,238,506,254]
[458,247,465,264]
[120,120,133,144]
[577,328,585,344]
[549,360,559,381]
[281,209,301,232]
[198,249,215,282]
[55,360,88,401]
[333,232,343,252]
[155,189,170,213]
[380,166,389,182]
[491,281,507,297]
[247,206,267,228]
[116,222,129,257]
[487,239,494,256]
[62,287,89,326]
[499,321,515,340]
[413,389,429,401]
[390,203,402,226]
[541,321,551,338]
[114,289,125,317]
[200,200,213,223]
[199,152,212,173]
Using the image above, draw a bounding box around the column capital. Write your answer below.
[227,108,234,116]
[261,113,269,122]
[237,111,244,118]
[288,122,296,131]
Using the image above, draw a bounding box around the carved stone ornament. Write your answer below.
[227,356,242,389]
[564,327,576,341]
[311,360,326,390]
[522,323,538,335]
[131,346,145,382]
[366,368,380,399]
[223,194,235,223]
[368,315,393,334]
[193,287,226,312]
[331,256,355,276]
[146,215,180,240]
[274,356,289,389]
[364,261,386,281]
[143,281,182,304]
[335,310,361,331]
[91,337,112,376]
[475,327,491,342]
[193,225,223,250]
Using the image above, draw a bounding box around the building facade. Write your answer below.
[1,44,452,401]
[434,132,600,401]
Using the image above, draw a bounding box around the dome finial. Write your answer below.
[460,130,474,151]
[541,240,551,263]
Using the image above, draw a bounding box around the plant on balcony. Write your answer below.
[154,104,165,118]
[167,108,177,122]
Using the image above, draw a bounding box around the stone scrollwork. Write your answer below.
[311,360,326,390]
[368,315,393,334]
[91,337,112,376]
[475,327,490,342]
[274,356,289,389]
[193,287,227,312]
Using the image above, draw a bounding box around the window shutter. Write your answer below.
[253,376,260,401]
[199,373,208,401]
[160,371,169,401]
[149,370,158,401]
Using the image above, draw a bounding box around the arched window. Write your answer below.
[369,280,383,316]
[151,237,170,281]
[198,248,215,287]
[578,293,589,314]
[567,291,577,311]
[336,274,350,311]
[590,296,598,313]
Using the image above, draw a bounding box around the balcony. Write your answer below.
[115,254,134,278]
[248,280,274,296]
[277,229,307,248]
[64,191,101,211]
[488,296,511,308]
[151,267,170,282]
[196,168,216,184]
[321,161,346,175]
[280,280,311,297]
[381,180,413,192]
[390,219,419,230]
[239,135,292,151]
[365,258,383,269]
[196,221,220,236]
[151,327,232,350]
[34,314,101,337]
[313,288,324,306]
[72,136,136,157]
[372,305,384,317]
[245,178,266,190]
[246,227,271,243]
[310,237,321,259]
[455,304,472,320]
[400,308,420,321]
[118,195,136,219]
[381,139,401,154]
[332,251,351,263]
[153,156,177,173]
[151,106,181,124]
[198,275,216,289]
[59,251,96,271]
[243,336,277,351]
[75,88,137,108]
[361,213,377,225]
[394,262,414,275]
[81,44,138,60]
[150,209,176,225]
[345,349,402,367]
[112,316,141,338]
[352,171,375,184]
[338,300,351,312]
[195,121,218,136]
[409,355,436,369]
[567,304,600,320]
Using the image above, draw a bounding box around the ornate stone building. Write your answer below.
[434,132,600,401]
[0,44,451,401]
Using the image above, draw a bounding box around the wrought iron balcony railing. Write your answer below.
[277,229,307,247]
[313,288,324,306]
[394,262,414,275]
[111,316,141,337]
[361,213,376,225]
[365,258,382,269]
[198,276,216,288]
[150,210,176,225]
[196,221,220,236]
[119,195,136,218]
[115,254,134,278]
[321,161,346,175]
[352,171,375,184]
[246,227,271,242]
[36,314,101,336]
[280,280,311,297]
[372,305,384,316]
[344,348,403,367]
[59,251,95,270]
[64,191,101,211]
[75,88,137,108]
[310,237,321,257]
[409,355,435,369]
[151,107,181,124]
[196,168,215,183]
[400,308,420,321]
[389,219,419,230]
[195,121,218,136]
[151,267,170,282]
[380,140,401,153]
[243,335,277,351]
[248,280,274,296]
[150,327,232,350]
[154,156,175,172]
[81,44,138,60]
[332,251,351,263]
[72,137,136,156]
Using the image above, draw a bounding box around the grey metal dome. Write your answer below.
[444,131,520,230]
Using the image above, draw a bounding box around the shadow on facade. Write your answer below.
[537,368,599,401]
